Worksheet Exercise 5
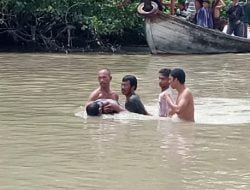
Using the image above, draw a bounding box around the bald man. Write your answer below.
[86,68,120,114]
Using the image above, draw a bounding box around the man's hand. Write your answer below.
[102,103,113,114]
[165,94,172,104]
[169,109,175,116]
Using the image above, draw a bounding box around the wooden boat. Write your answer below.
[137,1,250,54]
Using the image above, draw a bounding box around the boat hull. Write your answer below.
[145,13,250,54]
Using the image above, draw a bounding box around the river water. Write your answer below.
[0,53,250,189]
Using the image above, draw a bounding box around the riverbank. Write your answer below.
[0,45,150,54]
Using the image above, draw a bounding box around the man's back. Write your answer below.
[86,98,124,116]
[176,88,194,122]
[125,94,148,115]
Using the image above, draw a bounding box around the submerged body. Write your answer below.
[86,99,125,116]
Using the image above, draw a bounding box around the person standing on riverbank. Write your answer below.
[242,0,250,38]
[196,0,214,28]
[212,0,226,31]
[165,68,194,122]
[121,75,150,115]
[86,68,119,113]
[226,0,244,37]
[158,68,174,117]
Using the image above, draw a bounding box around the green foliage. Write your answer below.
[220,0,230,19]
[0,0,145,51]
[220,0,246,19]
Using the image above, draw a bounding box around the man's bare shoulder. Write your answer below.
[110,90,119,100]
[177,88,193,105]
[182,88,194,108]
[183,88,193,97]
[88,88,101,101]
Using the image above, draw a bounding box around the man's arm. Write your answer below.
[85,88,100,106]
[103,102,125,113]
[166,93,189,115]
[113,92,119,101]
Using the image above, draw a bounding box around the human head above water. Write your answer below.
[98,68,112,87]
[159,68,171,78]
[158,68,171,90]
[122,75,137,90]
[170,68,186,84]
[98,68,111,75]
[86,102,102,116]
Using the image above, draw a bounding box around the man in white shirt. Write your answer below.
[158,68,173,117]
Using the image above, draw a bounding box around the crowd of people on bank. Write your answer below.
[176,0,250,37]
[84,68,194,122]
[127,0,249,37]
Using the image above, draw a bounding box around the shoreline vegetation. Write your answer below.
[0,45,150,54]
[0,0,236,53]
[0,0,147,53]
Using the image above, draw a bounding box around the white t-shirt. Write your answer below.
[158,88,173,117]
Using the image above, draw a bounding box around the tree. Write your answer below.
[0,0,145,51]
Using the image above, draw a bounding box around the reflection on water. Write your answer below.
[196,97,250,124]
[0,53,250,190]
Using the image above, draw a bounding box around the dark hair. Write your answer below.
[170,68,186,84]
[122,75,137,90]
[159,68,171,77]
[86,102,101,116]
[203,0,210,4]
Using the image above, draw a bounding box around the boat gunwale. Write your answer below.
[147,11,250,44]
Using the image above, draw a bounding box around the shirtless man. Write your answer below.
[121,75,149,115]
[86,68,119,113]
[158,68,174,117]
[165,68,194,122]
